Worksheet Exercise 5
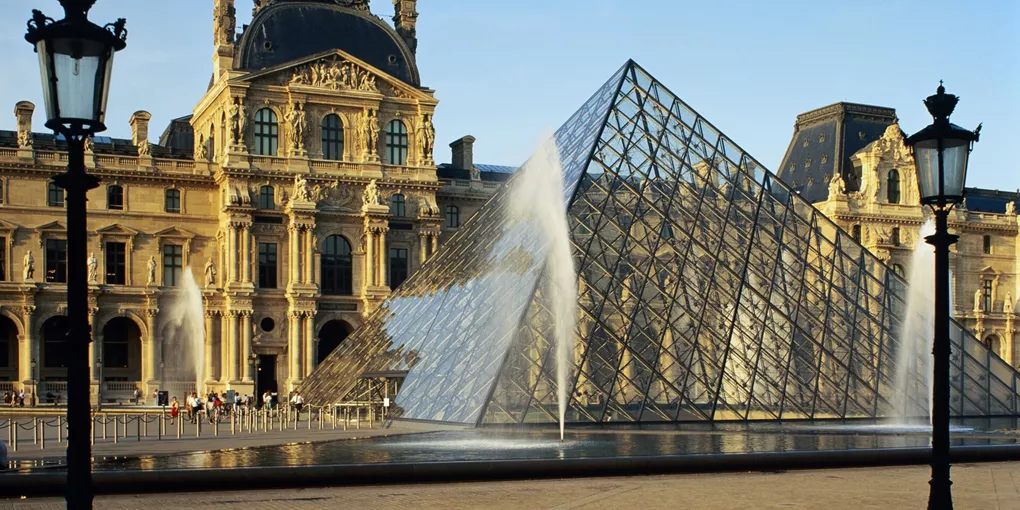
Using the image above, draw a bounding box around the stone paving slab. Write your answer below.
[1,461,1018,509]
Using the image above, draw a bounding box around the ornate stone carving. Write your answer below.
[228,98,246,146]
[363,179,380,207]
[196,135,208,160]
[364,108,379,160]
[84,136,94,154]
[288,56,378,93]
[137,140,151,157]
[213,0,236,47]
[23,251,34,281]
[828,172,845,199]
[975,288,983,313]
[315,180,357,210]
[17,130,32,149]
[285,102,307,153]
[1007,201,1016,216]
[420,114,435,164]
[292,174,313,203]
[1006,292,1014,315]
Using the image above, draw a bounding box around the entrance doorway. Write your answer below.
[256,354,276,407]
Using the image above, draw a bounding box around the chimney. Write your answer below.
[212,0,237,80]
[130,111,152,146]
[14,101,34,152]
[393,0,418,55]
[450,135,475,172]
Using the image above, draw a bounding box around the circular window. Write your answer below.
[387,54,398,64]
[263,41,273,51]
[260,317,275,332]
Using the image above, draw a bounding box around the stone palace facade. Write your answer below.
[0,0,506,402]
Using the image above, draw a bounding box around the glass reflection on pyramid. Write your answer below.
[301,61,1020,425]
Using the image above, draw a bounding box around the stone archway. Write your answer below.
[100,317,143,393]
[985,334,1003,360]
[0,315,18,386]
[317,320,353,366]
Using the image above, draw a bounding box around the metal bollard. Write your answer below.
[158,413,162,441]
[369,407,374,428]
[263,409,268,432]
[344,407,349,431]
[91,416,96,446]
[7,418,12,447]
[102,415,108,441]
[137,415,141,442]
[230,411,235,435]
[143,414,148,438]
[33,419,38,445]
[196,415,201,438]
[356,407,361,430]
[57,416,62,443]
[177,415,182,439]
[11,420,17,452]
[214,414,218,436]
[39,421,45,450]
[114,416,119,444]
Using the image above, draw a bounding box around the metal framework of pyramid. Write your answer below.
[302,61,1020,425]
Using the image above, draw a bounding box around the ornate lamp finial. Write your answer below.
[923,81,958,123]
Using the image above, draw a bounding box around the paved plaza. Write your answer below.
[0,461,1016,509]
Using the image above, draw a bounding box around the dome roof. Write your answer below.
[236,1,420,86]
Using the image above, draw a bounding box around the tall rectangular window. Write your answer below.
[0,236,5,281]
[851,224,861,243]
[389,248,408,289]
[984,279,993,313]
[107,185,124,210]
[45,239,67,283]
[258,243,277,289]
[164,189,181,213]
[163,244,183,286]
[105,241,126,285]
[47,182,64,207]
[983,235,992,255]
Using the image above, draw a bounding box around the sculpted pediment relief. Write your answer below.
[96,223,141,236]
[153,226,197,240]
[241,50,434,102]
[35,221,66,233]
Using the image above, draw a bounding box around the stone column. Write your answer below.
[242,225,252,283]
[431,234,438,257]
[220,312,232,383]
[228,311,239,382]
[18,307,35,385]
[290,226,302,284]
[241,312,252,382]
[303,313,316,377]
[419,233,427,265]
[365,228,375,287]
[204,311,216,384]
[89,309,99,382]
[303,228,313,284]
[288,311,302,386]
[142,309,157,383]
[227,224,237,283]
[377,228,388,287]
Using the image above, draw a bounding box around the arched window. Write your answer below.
[891,227,900,246]
[446,205,460,228]
[164,189,181,213]
[892,264,905,278]
[259,185,274,209]
[385,120,408,165]
[322,114,344,161]
[254,108,279,156]
[107,185,123,210]
[887,169,900,204]
[985,335,1001,358]
[851,224,861,243]
[390,194,405,217]
[321,235,353,295]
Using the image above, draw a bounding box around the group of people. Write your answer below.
[2,389,27,407]
[166,391,264,425]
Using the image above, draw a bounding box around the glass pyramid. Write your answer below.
[302,61,1020,425]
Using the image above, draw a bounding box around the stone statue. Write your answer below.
[470,166,480,181]
[286,103,306,151]
[1006,292,1014,315]
[363,179,379,207]
[83,136,94,153]
[23,251,34,281]
[87,252,98,283]
[828,172,845,198]
[229,99,246,146]
[1007,201,1016,216]
[423,115,435,161]
[137,140,151,157]
[365,109,379,157]
[975,288,983,312]
[196,138,208,160]
[293,174,312,202]
[147,256,157,285]
[204,258,216,288]
[414,117,426,162]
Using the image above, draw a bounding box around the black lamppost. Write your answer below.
[250,353,261,406]
[905,82,981,510]
[25,2,126,507]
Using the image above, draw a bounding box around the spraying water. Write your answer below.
[894,220,935,422]
[510,134,577,441]
[161,268,206,394]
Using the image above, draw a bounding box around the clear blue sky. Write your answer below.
[2,1,1017,190]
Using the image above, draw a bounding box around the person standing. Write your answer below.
[290,391,304,422]
[191,392,202,424]
[170,396,180,425]
[133,387,141,405]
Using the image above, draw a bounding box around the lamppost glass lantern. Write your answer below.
[905,82,981,207]
[25,0,127,136]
